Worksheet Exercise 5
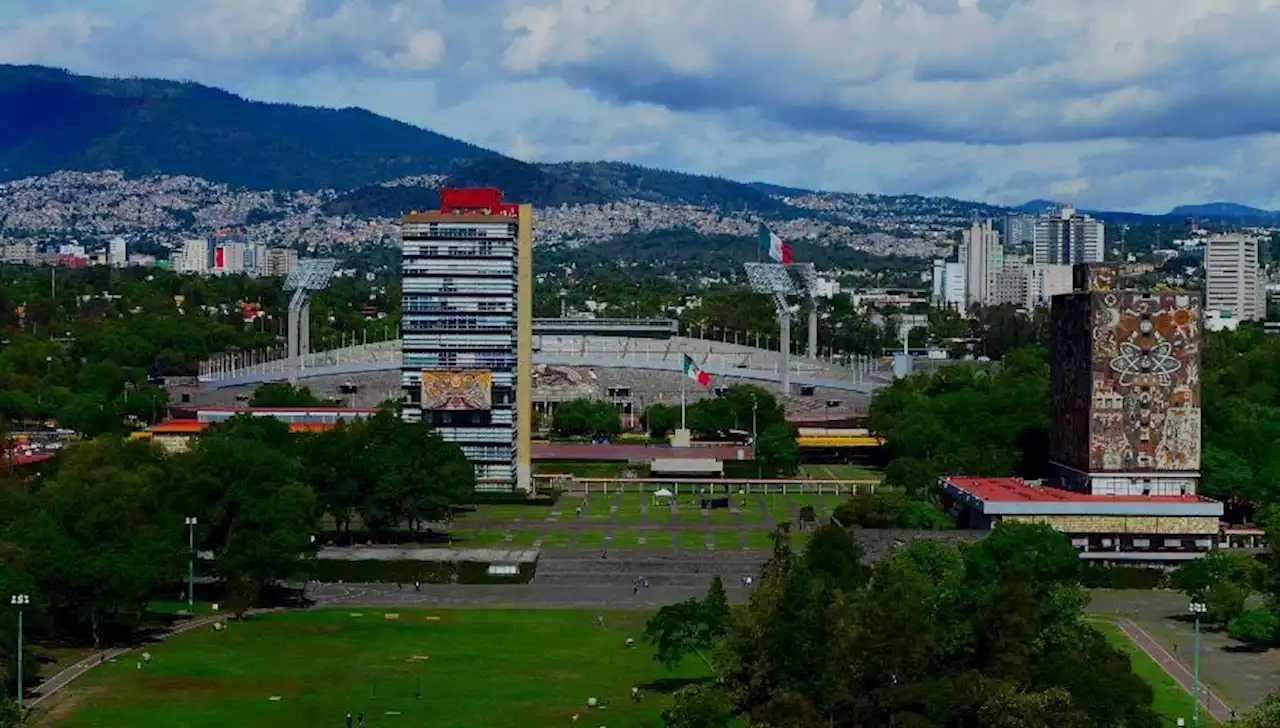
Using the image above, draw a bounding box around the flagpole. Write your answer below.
[680,370,687,430]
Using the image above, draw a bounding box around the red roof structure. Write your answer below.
[946,476,1209,504]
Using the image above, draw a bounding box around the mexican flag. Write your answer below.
[682,354,710,387]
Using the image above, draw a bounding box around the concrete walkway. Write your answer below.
[1118,618,1235,724]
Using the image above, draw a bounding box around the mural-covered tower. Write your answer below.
[1049,263,1202,496]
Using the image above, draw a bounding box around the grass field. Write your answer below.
[1090,619,1220,728]
[48,610,707,728]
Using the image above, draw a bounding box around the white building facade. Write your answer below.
[1204,233,1266,322]
[1033,205,1105,265]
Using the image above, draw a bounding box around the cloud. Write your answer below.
[2,0,1280,212]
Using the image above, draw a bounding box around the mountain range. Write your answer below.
[2,64,1277,224]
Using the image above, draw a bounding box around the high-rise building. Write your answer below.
[959,220,1002,308]
[1033,205,1104,265]
[1049,264,1202,496]
[1003,214,1037,252]
[399,188,534,493]
[931,258,967,311]
[1023,263,1073,309]
[1204,233,1266,321]
[177,238,209,274]
[107,237,128,268]
[263,248,299,278]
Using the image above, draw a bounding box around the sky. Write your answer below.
[4,0,1280,213]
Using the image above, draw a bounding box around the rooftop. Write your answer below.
[946,476,1209,504]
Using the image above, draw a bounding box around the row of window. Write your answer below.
[404,353,516,369]
[403,280,513,295]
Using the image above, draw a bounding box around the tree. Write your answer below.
[644,403,679,439]
[180,415,316,615]
[661,684,734,728]
[643,577,732,673]
[1228,609,1280,648]
[550,398,621,439]
[801,524,870,592]
[755,423,798,476]
[21,437,181,647]
[1233,690,1280,728]
[832,490,952,529]
[1172,551,1263,626]
[250,382,327,407]
[0,699,20,728]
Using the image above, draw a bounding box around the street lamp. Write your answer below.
[10,594,28,712]
[751,396,760,480]
[185,517,198,611]
[1189,601,1207,728]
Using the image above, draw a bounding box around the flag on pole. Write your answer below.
[758,223,793,264]
[682,354,711,387]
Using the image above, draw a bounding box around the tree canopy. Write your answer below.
[645,521,1160,728]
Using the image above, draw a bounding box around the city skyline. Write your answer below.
[3,1,1280,214]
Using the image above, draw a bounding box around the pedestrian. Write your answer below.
[345,712,353,728]
[631,687,641,702]
[633,576,641,596]
[414,580,421,592]
[595,614,605,627]
[357,711,365,728]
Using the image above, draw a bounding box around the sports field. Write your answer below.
[45,610,709,728]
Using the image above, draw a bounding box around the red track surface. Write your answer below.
[533,443,752,461]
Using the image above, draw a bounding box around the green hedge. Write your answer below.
[1080,565,1167,590]
[307,559,537,585]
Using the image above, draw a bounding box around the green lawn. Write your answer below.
[576,530,607,549]
[711,530,743,550]
[1090,619,1219,728]
[610,529,640,549]
[807,463,883,481]
[49,610,708,728]
[641,530,674,549]
[541,531,574,548]
[743,531,773,550]
[678,530,708,550]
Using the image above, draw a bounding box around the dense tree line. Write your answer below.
[0,410,474,708]
[869,348,1050,496]
[648,521,1166,728]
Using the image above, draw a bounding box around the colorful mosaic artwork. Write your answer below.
[420,370,493,411]
[1050,289,1201,474]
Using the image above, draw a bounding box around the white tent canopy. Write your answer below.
[651,488,674,501]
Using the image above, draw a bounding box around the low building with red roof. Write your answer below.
[939,476,1223,564]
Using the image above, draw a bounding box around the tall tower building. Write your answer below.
[1049,264,1202,496]
[1033,205,1105,265]
[399,188,534,493]
[1003,214,1037,252]
[1204,233,1265,321]
[960,219,1002,308]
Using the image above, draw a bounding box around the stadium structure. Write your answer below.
[190,186,901,491]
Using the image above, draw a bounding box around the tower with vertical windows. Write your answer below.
[399,188,534,493]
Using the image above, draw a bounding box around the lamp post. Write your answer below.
[10,594,28,712]
[185,517,198,611]
[751,396,760,480]
[1190,601,1207,728]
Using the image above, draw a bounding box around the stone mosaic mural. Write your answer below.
[1089,291,1201,472]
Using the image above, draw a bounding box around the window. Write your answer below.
[487,564,519,576]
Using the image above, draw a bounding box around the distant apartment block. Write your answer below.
[931,259,967,311]
[959,220,1002,308]
[107,236,128,268]
[1204,233,1266,322]
[263,248,299,278]
[991,259,1073,310]
[1003,214,1037,252]
[1033,205,1105,265]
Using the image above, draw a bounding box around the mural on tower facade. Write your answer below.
[1052,289,1201,474]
